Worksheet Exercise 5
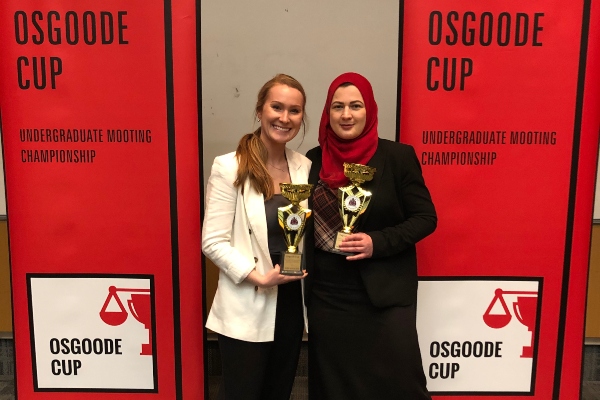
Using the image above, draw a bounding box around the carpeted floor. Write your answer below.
[2,340,600,399]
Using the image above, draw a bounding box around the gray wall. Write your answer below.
[201,0,400,183]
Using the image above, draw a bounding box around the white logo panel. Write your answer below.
[29,276,155,390]
[417,279,540,393]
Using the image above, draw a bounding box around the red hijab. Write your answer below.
[318,72,379,188]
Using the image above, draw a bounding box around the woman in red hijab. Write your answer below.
[304,72,437,399]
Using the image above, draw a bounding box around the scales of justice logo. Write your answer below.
[483,288,538,358]
[99,286,153,355]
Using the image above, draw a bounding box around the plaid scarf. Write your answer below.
[313,181,342,251]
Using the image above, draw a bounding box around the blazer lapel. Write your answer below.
[287,148,310,209]
[243,179,271,261]
[356,141,386,231]
[307,148,322,209]
[286,147,302,185]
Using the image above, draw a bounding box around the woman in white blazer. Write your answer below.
[202,74,311,400]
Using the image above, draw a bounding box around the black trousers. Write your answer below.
[217,279,303,400]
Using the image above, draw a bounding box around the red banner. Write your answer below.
[0,0,203,398]
[400,0,600,398]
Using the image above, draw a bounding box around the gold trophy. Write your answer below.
[278,183,313,275]
[333,163,376,254]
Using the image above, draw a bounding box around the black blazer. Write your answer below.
[304,138,437,308]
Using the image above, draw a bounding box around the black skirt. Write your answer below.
[307,249,430,400]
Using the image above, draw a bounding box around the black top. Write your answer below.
[305,139,437,308]
[264,194,290,254]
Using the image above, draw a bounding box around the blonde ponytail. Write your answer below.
[234,129,274,199]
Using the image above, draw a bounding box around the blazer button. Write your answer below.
[254,257,258,263]
[249,229,252,234]
[254,286,258,291]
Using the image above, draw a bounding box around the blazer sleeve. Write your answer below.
[201,156,255,284]
[367,144,437,258]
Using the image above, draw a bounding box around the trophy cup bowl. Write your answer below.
[280,183,313,205]
[343,162,376,185]
[128,294,153,356]
[278,183,313,275]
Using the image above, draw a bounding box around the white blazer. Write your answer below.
[202,147,311,342]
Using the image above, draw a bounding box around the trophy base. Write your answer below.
[331,231,353,256]
[280,252,304,275]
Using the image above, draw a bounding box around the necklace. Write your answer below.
[268,162,288,173]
